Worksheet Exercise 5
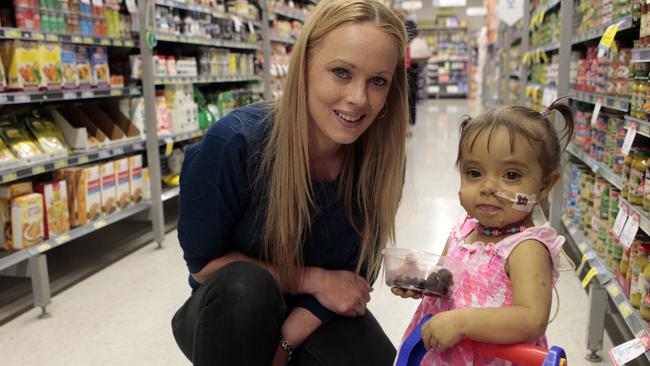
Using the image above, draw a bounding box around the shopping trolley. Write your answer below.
[396,314,567,366]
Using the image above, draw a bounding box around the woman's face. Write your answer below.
[306,21,399,155]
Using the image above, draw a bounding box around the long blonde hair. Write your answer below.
[259,0,409,291]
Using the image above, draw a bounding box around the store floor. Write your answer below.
[0,99,613,365]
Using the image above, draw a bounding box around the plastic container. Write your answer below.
[382,247,466,297]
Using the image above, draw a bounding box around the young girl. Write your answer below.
[394,100,575,365]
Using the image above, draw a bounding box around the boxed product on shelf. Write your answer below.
[0,181,33,249]
[128,155,143,204]
[114,158,130,209]
[0,115,46,163]
[76,165,102,225]
[90,47,110,88]
[76,45,92,88]
[143,167,150,201]
[54,168,79,227]
[61,44,79,89]
[165,85,199,133]
[10,192,44,249]
[100,161,117,215]
[1,40,41,91]
[35,180,70,239]
[22,109,69,158]
[38,42,62,90]
[0,139,18,169]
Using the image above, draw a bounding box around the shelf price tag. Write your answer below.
[613,204,629,238]
[37,243,52,253]
[55,234,71,245]
[591,98,603,126]
[598,21,621,58]
[621,125,637,156]
[606,282,621,298]
[94,219,107,229]
[81,90,93,98]
[110,89,121,96]
[164,137,174,157]
[582,267,599,288]
[619,212,640,249]
[32,166,45,175]
[2,172,17,183]
[609,331,650,366]
[54,160,68,169]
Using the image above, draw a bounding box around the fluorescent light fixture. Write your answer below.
[433,0,467,7]
[401,0,423,10]
[466,6,487,16]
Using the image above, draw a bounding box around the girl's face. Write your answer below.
[458,126,554,228]
[306,21,398,155]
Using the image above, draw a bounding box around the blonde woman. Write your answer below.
[172,0,408,365]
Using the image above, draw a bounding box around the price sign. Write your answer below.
[622,125,637,157]
[54,160,68,169]
[609,332,650,366]
[3,172,17,183]
[32,166,45,175]
[63,92,76,100]
[94,219,107,229]
[55,234,71,245]
[81,90,93,98]
[613,205,629,238]
[619,212,640,249]
[591,99,602,126]
[164,137,174,157]
[607,282,621,298]
[14,94,30,103]
[36,243,52,253]
[110,89,121,96]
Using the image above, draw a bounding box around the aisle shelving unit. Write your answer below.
[488,0,650,362]
[0,0,307,320]
[421,26,470,98]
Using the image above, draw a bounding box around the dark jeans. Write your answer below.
[172,261,396,365]
[407,69,418,126]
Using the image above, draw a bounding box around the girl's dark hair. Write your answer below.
[455,98,575,177]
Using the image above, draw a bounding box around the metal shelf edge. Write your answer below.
[162,187,180,201]
[0,249,31,272]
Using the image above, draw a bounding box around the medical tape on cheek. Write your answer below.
[511,192,537,212]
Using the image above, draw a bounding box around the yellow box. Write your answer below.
[128,155,143,204]
[114,158,130,209]
[38,42,62,90]
[2,40,41,91]
[0,181,33,249]
[11,193,44,249]
[100,161,117,215]
[77,165,101,225]
[35,180,70,239]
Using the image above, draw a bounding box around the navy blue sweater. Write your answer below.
[177,103,366,322]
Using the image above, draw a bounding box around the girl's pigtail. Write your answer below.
[547,98,575,151]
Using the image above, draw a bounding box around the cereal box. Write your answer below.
[100,161,117,215]
[114,158,130,209]
[0,181,33,249]
[128,155,143,204]
[2,40,41,91]
[143,167,150,201]
[90,47,109,88]
[11,193,44,249]
[76,45,92,88]
[35,181,70,239]
[77,165,102,225]
[54,168,80,227]
[60,44,78,89]
[38,42,62,90]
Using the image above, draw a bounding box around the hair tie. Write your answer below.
[540,109,551,118]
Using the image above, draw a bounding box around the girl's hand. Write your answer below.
[390,287,423,299]
[308,268,372,318]
[421,310,466,352]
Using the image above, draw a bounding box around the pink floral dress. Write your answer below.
[400,216,564,366]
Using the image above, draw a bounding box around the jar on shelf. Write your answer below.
[641,256,650,320]
[631,244,649,308]
[628,150,648,206]
[623,149,637,200]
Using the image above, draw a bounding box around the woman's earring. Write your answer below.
[377,102,388,119]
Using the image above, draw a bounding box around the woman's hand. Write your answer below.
[421,310,466,352]
[305,268,372,318]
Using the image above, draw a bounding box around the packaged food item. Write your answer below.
[54,168,80,227]
[0,116,44,160]
[128,155,143,203]
[35,180,70,239]
[11,193,44,249]
[0,181,33,249]
[76,45,92,88]
[76,165,101,225]
[0,138,18,168]
[90,46,109,88]
[60,44,78,89]
[23,109,68,156]
[38,42,62,90]
[143,167,150,200]
[114,158,130,209]
[0,51,6,91]
[2,40,41,91]
[100,161,117,215]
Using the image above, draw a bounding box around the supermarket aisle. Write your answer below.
[0,99,611,365]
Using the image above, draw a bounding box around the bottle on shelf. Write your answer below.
[631,244,649,308]
[623,149,637,200]
[629,150,649,206]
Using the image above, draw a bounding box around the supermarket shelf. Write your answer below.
[156,33,260,51]
[569,90,631,112]
[162,186,180,201]
[0,141,146,185]
[155,75,260,85]
[572,16,638,45]
[270,35,295,45]
[624,115,650,138]
[0,86,140,105]
[632,47,650,63]
[566,143,623,190]
[0,201,151,272]
[529,42,560,54]
[273,7,307,22]
[561,215,650,359]
[0,28,137,48]
[420,26,468,31]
